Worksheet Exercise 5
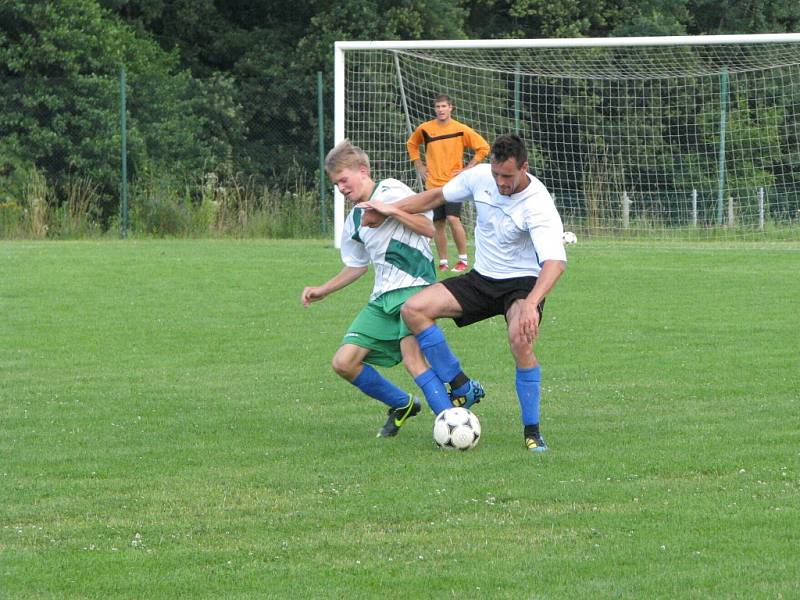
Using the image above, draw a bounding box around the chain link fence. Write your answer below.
[0,72,330,238]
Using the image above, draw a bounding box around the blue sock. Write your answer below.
[352,364,408,408]
[415,325,462,385]
[516,366,541,426]
[414,369,452,415]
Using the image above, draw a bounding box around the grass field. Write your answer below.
[1,239,798,599]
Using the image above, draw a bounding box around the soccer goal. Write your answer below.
[333,34,800,246]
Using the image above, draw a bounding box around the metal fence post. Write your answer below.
[317,71,328,235]
[120,67,128,238]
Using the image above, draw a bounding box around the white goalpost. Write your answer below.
[333,34,800,247]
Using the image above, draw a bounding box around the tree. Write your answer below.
[103,0,469,180]
[0,0,236,216]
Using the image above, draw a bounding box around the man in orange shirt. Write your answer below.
[407,94,490,272]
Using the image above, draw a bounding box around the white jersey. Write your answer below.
[442,163,566,279]
[341,178,435,301]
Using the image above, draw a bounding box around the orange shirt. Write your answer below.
[407,118,490,190]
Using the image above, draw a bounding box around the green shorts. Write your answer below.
[341,285,427,367]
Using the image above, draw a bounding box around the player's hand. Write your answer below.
[360,199,395,216]
[417,164,428,182]
[360,208,388,228]
[517,300,541,345]
[301,286,326,307]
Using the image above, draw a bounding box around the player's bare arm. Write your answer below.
[360,208,385,228]
[413,159,428,182]
[361,199,435,238]
[366,188,445,215]
[301,265,368,307]
[358,188,445,226]
[517,260,566,344]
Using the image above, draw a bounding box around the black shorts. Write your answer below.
[433,201,462,222]
[440,269,545,327]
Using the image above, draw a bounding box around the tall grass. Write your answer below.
[0,167,328,239]
[0,169,103,239]
[3,166,798,241]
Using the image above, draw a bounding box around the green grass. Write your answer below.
[1,239,798,599]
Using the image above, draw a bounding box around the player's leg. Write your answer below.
[400,335,451,415]
[401,275,485,408]
[445,203,469,272]
[350,291,437,437]
[506,298,547,452]
[339,301,421,417]
[333,342,420,438]
[332,343,409,409]
[400,281,462,334]
[432,205,449,270]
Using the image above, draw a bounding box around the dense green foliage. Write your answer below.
[2,1,800,235]
[2,240,798,597]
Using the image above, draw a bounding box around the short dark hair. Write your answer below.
[490,134,528,168]
[434,94,453,106]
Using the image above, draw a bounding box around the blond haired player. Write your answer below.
[301,140,452,437]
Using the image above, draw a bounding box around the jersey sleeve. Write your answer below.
[340,210,370,268]
[528,192,567,264]
[465,127,490,163]
[441,164,480,203]
[406,127,424,161]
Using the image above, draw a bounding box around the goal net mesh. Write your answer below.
[341,41,800,240]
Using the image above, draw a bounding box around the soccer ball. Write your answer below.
[562,231,578,244]
[433,407,481,451]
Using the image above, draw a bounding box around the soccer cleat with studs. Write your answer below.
[451,260,469,272]
[438,262,450,272]
[450,380,485,409]
[525,431,548,453]
[377,396,421,437]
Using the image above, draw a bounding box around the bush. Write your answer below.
[0,201,23,237]
[0,165,329,239]
[129,177,192,237]
[50,176,104,238]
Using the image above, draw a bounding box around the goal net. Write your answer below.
[333,35,800,245]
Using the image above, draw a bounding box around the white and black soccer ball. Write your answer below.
[562,231,578,244]
[433,407,481,451]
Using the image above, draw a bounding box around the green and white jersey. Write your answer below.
[341,178,436,301]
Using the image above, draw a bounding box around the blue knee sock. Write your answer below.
[415,325,463,385]
[516,366,541,426]
[352,364,408,408]
[414,369,452,415]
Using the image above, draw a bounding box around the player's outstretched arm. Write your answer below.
[396,188,445,214]
[359,188,444,216]
[301,266,368,307]
[360,199,435,238]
